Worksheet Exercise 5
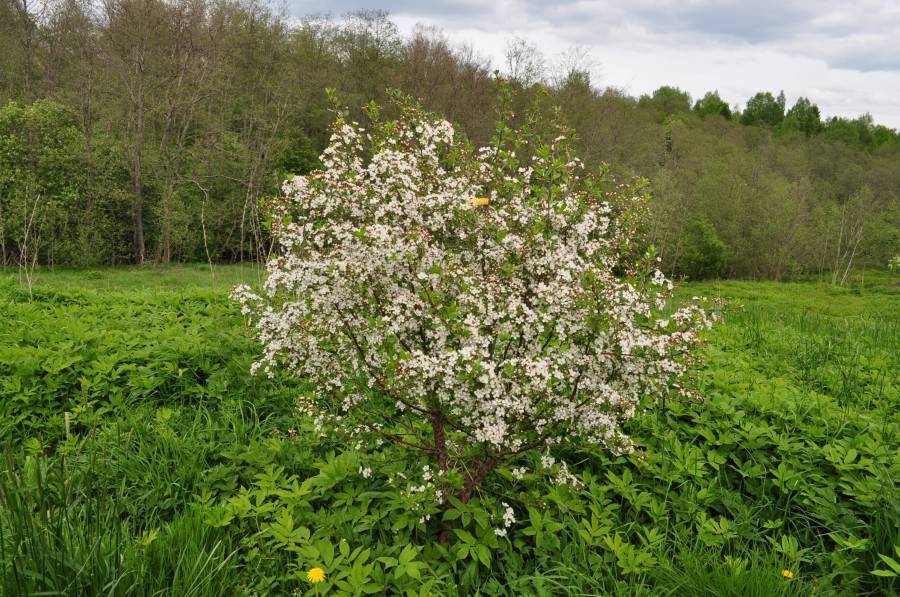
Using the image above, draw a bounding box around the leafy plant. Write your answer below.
[0,265,896,595]
[234,92,712,523]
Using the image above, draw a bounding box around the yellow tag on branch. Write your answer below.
[467,197,490,206]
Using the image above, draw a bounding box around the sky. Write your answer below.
[287,0,900,129]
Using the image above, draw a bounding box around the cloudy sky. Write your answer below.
[288,0,900,129]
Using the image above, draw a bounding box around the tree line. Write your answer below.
[1,1,897,279]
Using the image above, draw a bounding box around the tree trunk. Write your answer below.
[131,76,146,263]
[132,136,145,263]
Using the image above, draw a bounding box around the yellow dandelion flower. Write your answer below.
[467,197,489,206]
[306,567,326,584]
[782,569,794,579]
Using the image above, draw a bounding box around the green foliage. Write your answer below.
[0,100,83,264]
[872,545,900,578]
[639,86,693,122]
[782,97,822,137]
[822,114,900,150]
[0,265,291,445]
[0,266,897,595]
[693,91,732,120]
[274,130,322,177]
[740,91,786,127]
[0,451,238,595]
[0,99,133,266]
[0,7,898,277]
[681,219,729,279]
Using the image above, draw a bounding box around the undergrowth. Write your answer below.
[0,266,896,595]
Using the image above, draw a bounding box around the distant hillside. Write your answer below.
[1,4,897,278]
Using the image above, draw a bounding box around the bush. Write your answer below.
[682,218,729,279]
[234,89,712,532]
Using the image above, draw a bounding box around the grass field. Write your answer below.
[1,265,898,596]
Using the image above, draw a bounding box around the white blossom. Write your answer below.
[233,99,711,501]
[501,502,516,527]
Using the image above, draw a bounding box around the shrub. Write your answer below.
[234,90,711,524]
[682,218,729,279]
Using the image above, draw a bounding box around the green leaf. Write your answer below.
[476,544,492,566]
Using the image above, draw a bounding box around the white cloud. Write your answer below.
[290,0,900,128]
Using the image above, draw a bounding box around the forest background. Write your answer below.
[1,3,898,281]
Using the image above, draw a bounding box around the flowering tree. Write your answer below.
[234,91,711,510]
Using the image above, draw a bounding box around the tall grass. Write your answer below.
[0,451,239,596]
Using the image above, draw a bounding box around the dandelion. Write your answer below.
[306,567,326,584]
[782,569,794,579]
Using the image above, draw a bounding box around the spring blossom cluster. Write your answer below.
[234,99,712,502]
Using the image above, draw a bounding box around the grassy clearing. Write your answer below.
[7,262,265,292]
[0,267,897,595]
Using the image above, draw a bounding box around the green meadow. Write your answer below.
[1,265,897,596]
